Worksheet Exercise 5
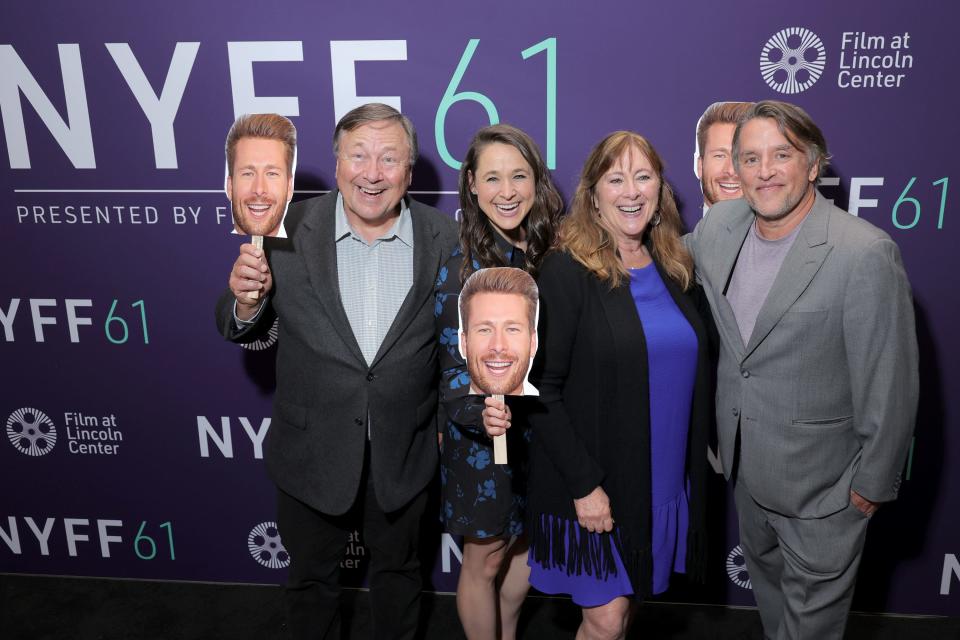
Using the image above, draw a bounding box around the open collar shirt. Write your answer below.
[334,193,414,366]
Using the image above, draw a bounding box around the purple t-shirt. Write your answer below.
[726,219,803,345]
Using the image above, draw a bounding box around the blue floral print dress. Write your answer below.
[434,237,530,538]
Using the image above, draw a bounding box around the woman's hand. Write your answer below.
[481,396,511,437]
[574,486,614,533]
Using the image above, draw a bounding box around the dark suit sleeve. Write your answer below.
[845,237,918,502]
[214,287,277,343]
[529,254,606,499]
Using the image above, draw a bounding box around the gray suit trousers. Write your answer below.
[734,474,870,640]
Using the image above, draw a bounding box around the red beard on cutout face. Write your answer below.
[232,197,286,236]
[467,349,527,396]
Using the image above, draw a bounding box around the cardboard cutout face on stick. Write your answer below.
[225,114,297,239]
[693,101,753,213]
[458,267,539,398]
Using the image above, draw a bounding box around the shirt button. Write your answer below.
[741,370,750,378]
[366,373,375,382]
[732,408,740,417]
[354,418,363,426]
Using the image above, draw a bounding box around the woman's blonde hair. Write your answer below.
[561,131,693,290]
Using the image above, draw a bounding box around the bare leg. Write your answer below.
[576,596,632,640]
[496,536,531,640]
[457,536,509,640]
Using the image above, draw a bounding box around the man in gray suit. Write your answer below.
[687,100,918,639]
[216,103,457,639]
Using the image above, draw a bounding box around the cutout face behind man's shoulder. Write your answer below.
[694,101,754,212]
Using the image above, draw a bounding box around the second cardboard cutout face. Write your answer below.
[458,267,539,397]
[693,101,754,213]
[226,114,297,239]
[228,137,292,238]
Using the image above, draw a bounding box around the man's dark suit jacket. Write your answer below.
[216,190,458,515]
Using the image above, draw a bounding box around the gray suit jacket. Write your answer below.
[688,192,918,518]
[216,190,458,515]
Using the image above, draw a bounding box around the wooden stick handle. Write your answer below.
[247,235,264,301]
[492,394,507,465]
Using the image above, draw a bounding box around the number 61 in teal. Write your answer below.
[134,521,175,560]
[435,38,558,171]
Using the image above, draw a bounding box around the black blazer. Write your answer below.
[527,250,714,595]
[216,191,458,514]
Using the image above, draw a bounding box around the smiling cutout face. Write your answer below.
[225,114,297,237]
[229,137,293,237]
[694,102,754,208]
[698,122,742,206]
[458,267,539,397]
[462,292,536,396]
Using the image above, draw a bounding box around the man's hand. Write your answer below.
[850,489,879,517]
[229,243,272,320]
[481,396,511,438]
[574,486,614,533]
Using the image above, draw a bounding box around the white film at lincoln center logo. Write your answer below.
[6,407,57,456]
[248,521,289,569]
[761,27,827,95]
[726,544,753,590]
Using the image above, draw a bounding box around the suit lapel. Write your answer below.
[744,194,832,359]
[370,204,442,367]
[298,193,366,366]
[714,211,753,359]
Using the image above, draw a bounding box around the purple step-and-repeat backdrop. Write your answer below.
[2,1,957,616]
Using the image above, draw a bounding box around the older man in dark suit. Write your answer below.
[216,103,457,640]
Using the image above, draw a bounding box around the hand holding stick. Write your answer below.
[247,235,264,301]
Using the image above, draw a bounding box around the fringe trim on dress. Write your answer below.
[530,512,650,595]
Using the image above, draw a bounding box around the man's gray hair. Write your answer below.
[732,100,831,176]
[333,103,418,165]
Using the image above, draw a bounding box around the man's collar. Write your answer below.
[335,192,413,246]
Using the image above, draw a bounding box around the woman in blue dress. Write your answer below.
[483,131,713,639]
[435,124,563,639]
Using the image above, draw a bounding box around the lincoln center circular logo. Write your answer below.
[761,27,827,94]
[6,407,57,456]
[240,318,279,351]
[248,521,289,568]
[726,544,752,589]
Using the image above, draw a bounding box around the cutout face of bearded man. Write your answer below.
[224,113,297,238]
[229,137,293,237]
[458,268,539,397]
